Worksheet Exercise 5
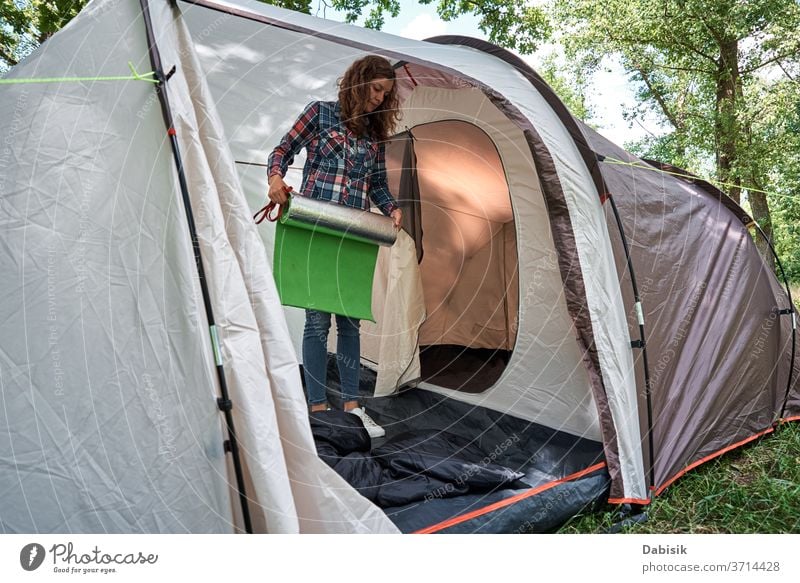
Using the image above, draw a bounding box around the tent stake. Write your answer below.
[606,504,649,533]
[138,0,253,533]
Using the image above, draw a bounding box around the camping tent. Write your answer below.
[1,0,797,533]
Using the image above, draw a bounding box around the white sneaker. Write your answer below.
[349,407,386,438]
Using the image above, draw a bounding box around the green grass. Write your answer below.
[558,422,800,533]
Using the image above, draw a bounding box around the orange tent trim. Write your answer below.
[653,426,774,497]
[413,461,607,534]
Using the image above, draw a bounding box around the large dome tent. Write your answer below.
[0,0,796,533]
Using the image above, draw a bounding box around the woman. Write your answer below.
[266,55,402,438]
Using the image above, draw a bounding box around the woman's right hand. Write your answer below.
[268,174,293,205]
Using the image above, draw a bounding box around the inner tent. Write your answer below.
[385,118,519,394]
[357,63,601,444]
[343,63,613,531]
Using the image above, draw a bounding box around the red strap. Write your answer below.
[403,64,418,87]
[253,201,283,224]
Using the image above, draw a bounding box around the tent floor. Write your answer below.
[418,344,511,393]
[311,358,610,533]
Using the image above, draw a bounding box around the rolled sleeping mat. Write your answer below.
[279,194,398,246]
[272,195,398,321]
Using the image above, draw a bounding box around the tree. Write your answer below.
[749,78,800,284]
[537,52,592,121]
[265,0,550,53]
[552,0,800,268]
[1,0,88,72]
[2,1,551,73]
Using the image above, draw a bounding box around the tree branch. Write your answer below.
[0,45,19,68]
[692,9,724,49]
[606,29,716,68]
[667,34,719,65]
[634,117,658,138]
[633,63,683,131]
[651,62,715,74]
[777,61,797,81]
[741,47,800,75]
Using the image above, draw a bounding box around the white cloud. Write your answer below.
[399,13,447,40]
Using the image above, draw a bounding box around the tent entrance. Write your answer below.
[392,120,519,393]
[418,344,511,393]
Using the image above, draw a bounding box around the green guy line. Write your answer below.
[0,62,158,85]
[603,157,796,201]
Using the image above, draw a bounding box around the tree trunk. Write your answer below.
[713,37,776,270]
[715,38,741,204]
[749,191,776,273]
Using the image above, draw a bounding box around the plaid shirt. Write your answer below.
[267,101,398,216]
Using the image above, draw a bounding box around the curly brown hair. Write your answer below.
[338,55,400,142]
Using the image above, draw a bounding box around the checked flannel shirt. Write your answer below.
[267,101,398,216]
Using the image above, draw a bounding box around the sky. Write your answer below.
[310,0,663,147]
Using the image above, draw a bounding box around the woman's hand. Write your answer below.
[268,174,293,205]
[390,208,403,229]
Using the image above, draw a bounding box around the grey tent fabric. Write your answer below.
[582,123,799,490]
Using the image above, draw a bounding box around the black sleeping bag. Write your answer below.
[310,411,525,507]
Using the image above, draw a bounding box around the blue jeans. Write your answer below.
[302,309,361,405]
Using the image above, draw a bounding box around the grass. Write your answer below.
[558,422,800,533]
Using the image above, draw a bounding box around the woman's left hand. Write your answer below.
[390,208,403,229]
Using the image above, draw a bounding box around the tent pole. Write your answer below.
[605,193,656,492]
[751,223,797,421]
[137,0,253,533]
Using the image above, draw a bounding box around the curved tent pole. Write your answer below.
[138,0,253,533]
[750,223,797,421]
[603,191,656,492]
